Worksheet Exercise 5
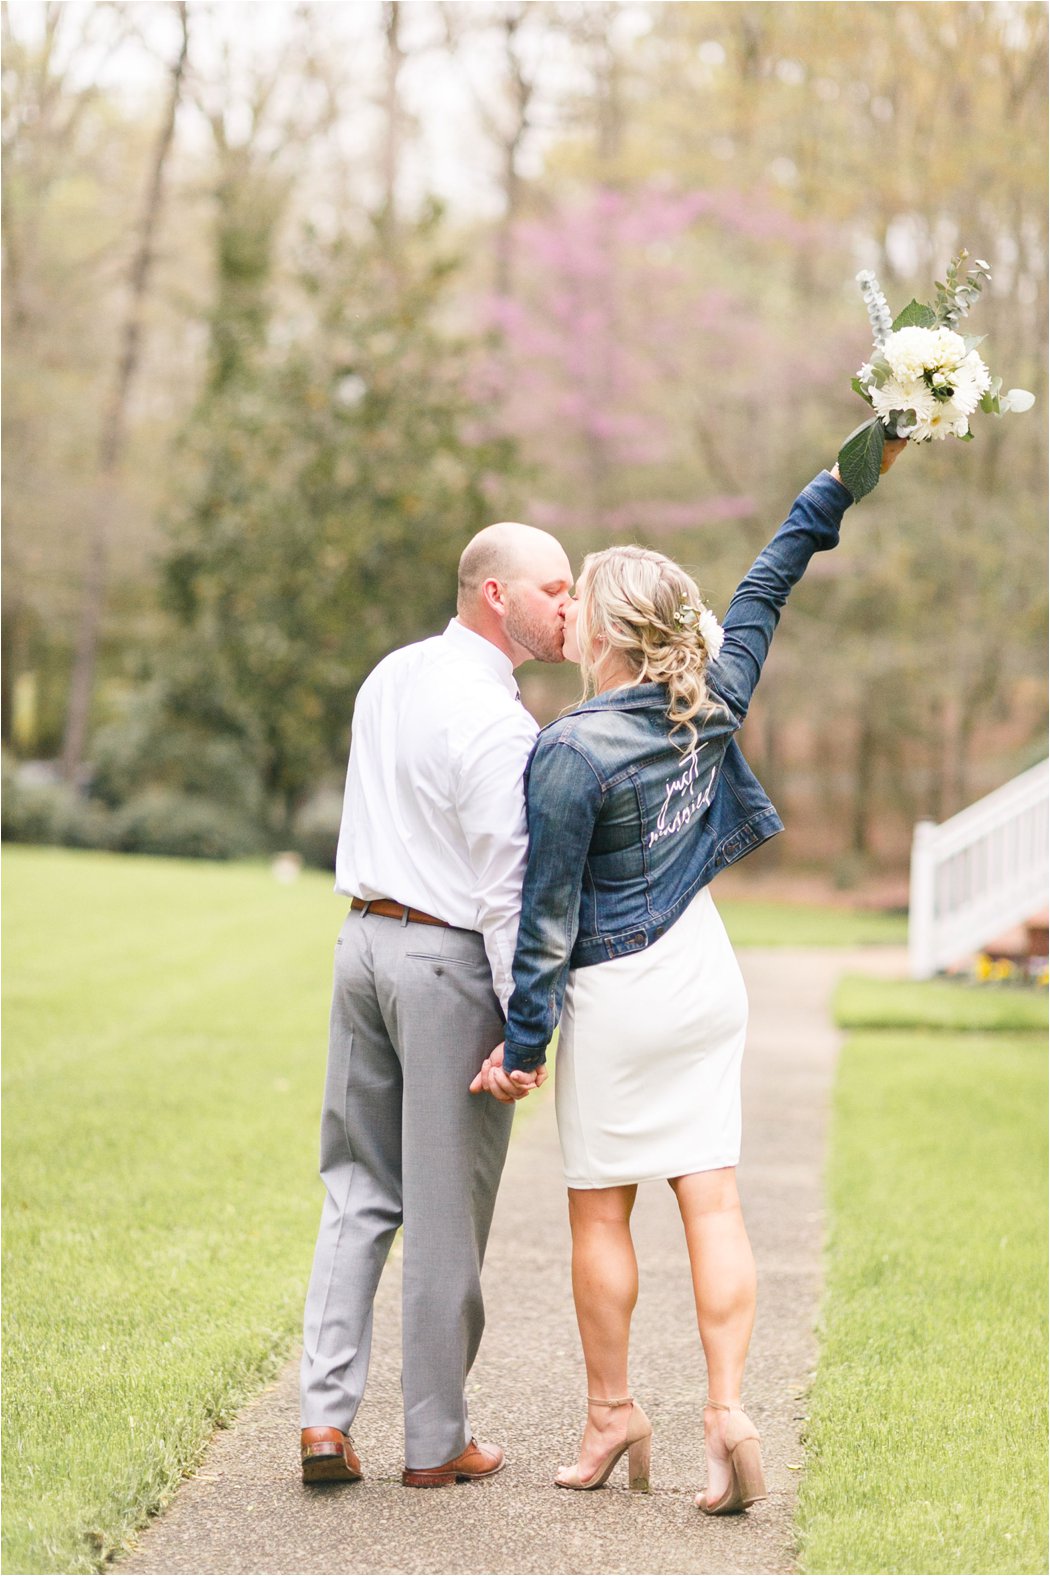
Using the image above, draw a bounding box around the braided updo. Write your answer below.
[576,545,725,751]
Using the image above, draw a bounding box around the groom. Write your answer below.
[299,521,573,1487]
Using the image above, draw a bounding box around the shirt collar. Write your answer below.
[442,619,520,699]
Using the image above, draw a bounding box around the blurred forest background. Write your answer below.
[3,0,1047,883]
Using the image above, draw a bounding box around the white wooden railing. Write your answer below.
[908,759,1050,979]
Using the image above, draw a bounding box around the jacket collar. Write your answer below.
[561,682,667,716]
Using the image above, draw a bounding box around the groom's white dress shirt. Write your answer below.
[335,619,539,1013]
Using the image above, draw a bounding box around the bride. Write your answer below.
[472,441,905,1511]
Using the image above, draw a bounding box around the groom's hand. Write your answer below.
[469,1042,547,1102]
[469,1042,503,1095]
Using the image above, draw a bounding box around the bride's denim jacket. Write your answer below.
[500,469,854,1075]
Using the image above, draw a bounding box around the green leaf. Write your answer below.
[979,375,1003,415]
[851,376,875,404]
[961,335,986,354]
[838,416,886,502]
[891,299,936,331]
[956,429,975,441]
[886,408,917,437]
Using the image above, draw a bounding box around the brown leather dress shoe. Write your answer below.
[402,1437,505,1488]
[301,1427,363,1484]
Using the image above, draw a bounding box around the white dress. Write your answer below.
[554,886,748,1189]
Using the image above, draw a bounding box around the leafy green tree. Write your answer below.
[131,207,517,833]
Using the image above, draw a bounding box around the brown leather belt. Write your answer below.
[350,896,449,929]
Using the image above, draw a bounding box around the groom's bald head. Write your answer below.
[456,521,573,665]
[457,522,566,612]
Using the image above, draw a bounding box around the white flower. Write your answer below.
[912,404,968,441]
[856,362,875,385]
[947,350,992,414]
[883,325,967,381]
[870,376,936,425]
[698,607,724,661]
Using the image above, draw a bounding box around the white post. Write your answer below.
[909,819,938,980]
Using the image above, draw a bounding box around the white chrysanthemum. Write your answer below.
[883,325,967,381]
[947,350,992,415]
[698,607,724,661]
[912,404,969,441]
[870,377,936,425]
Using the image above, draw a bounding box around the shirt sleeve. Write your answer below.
[453,704,538,1015]
[501,734,605,1073]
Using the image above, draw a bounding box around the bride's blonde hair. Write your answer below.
[576,545,724,751]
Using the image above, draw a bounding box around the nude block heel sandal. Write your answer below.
[696,1399,767,1515]
[554,1397,653,1492]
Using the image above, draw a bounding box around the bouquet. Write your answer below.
[838,251,1034,500]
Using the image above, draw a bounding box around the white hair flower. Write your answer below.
[673,600,723,660]
[698,606,725,661]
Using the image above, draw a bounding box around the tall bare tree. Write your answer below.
[378,0,406,259]
[60,2,189,783]
[440,1,549,296]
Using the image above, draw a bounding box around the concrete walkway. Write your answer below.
[121,946,906,1576]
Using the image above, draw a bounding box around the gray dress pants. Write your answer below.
[300,907,514,1469]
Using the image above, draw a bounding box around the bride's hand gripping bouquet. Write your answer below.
[837,250,1035,500]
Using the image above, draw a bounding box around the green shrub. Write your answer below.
[110,791,263,861]
[48,793,116,851]
[1,774,115,850]
[89,685,266,819]
[291,788,343,871]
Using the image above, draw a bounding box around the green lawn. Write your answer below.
[2,847,350,1574]
[0,846,914,1573]
[797,980,1048,1574]
[718,897,907,948]
[835,972,1049,1032]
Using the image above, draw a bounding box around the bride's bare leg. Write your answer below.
[669,1167,756,1502]
[565,1183,639,1476]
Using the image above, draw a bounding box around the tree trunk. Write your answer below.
[60,2,188,784]
[851,708,877,856]
[377,1,404,261]
[493,8,531,298]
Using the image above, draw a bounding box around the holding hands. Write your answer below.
[469,1042,547,1103]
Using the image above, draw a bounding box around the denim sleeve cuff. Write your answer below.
[807,468,855,515]
[501,1040,548,1075]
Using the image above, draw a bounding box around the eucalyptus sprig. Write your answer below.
[856,269,893,348]
[932,251,992,329]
